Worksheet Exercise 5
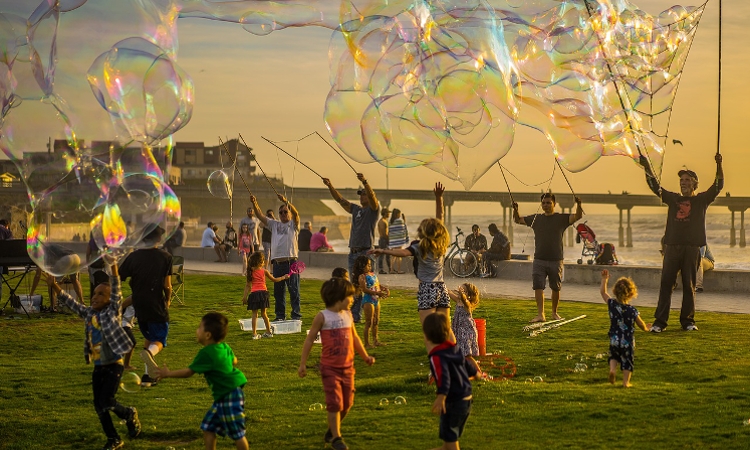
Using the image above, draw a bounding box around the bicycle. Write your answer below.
[445,227,478,278]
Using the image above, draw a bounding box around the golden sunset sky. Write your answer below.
[3,0,748,216]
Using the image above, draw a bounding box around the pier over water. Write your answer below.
[169,185,749,249]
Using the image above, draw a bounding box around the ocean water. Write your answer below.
[329,213,750,270]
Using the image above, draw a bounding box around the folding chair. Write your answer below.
[171,256,185,305]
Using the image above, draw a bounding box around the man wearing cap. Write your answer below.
[119,226,173,386]
[640,153,723,332]
[322,173,379,322]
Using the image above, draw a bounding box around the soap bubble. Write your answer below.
[120,372,141,393]
[308,403,324,412]
[566,354,573,360]
[525,378,534,384]
[574,363,589,373]
[394,396,407,405]
[533,376,544,383]
[595,353,605,359]
[207,170,232,199]
[378,398,389,406]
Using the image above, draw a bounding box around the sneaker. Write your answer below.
[139,349,159,375]
[262,332,274,338]
[126,407,141,438]
[140,374,157,387]
[479,272,491,278]
[696,287,704,293]
[101,438,124,450]
[331,437,349,450]
[379,270,387,274]
[649,325,663,333]
[324,429,333,444]
[272,318,285,322]
[684,324,699,331]
[252,334,262,340]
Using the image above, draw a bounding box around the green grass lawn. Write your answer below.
[2,274,750,449]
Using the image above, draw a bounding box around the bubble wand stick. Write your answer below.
[314,131,359,176]
[554,157,584,215]
[218,136,254,196]
[260,136,325,179]
[237,134,281,197]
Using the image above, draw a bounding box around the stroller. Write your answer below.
[575,222,598,265]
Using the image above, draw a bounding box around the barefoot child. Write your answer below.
[423,312,480,450]
[50,258,141,450]
[600,269,650,388]
[352,255,390,348]
[242,251,289,339]
[155,313,249,450]
[298,278,375,450]
[449,283,481,374]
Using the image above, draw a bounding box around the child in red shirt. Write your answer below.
[298,278,375,450]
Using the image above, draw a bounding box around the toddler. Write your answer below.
[449,283,481,374]
[600,269,649,387]
[352,255,389,348]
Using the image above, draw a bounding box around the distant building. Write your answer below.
[172,139,256,181]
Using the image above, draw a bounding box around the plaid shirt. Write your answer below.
[58,273,134,364]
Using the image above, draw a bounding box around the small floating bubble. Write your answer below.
[394,396,407,405]
[379,398,389,406]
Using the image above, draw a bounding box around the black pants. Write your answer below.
[654,245,700,329]
[93,364,130,440]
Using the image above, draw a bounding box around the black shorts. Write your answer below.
[439,398,472,442]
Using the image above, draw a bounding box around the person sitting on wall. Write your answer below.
[310,227,334,252]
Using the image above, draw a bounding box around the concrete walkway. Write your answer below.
[184,260,750,315]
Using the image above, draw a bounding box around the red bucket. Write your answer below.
[475,318,486,356]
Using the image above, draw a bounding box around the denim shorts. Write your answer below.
[532,259,564,291]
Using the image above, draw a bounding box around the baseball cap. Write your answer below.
[678,169,698,182]
[357,187,365,195]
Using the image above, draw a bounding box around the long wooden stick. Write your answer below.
[315,131,358,175]
[237,133,281,197]
[260,135,324,179]
[218,136,252,196]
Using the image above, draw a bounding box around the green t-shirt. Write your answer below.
[189,342,247,401]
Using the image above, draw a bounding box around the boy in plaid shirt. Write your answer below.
[155,313,249,449]
[51,258,141,450]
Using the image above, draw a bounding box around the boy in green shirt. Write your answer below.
[155,313,249,449]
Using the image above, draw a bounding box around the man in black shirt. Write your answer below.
[119,226,173,386]
[298,221,313,252]
[641,153,723,332]
[513,193,583,323]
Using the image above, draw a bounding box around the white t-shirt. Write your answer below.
[268,218,299,260]
[201,228,216,247]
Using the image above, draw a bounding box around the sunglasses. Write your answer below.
[279,210,290,215]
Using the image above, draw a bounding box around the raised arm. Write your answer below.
[249,194,268,226]
[712,153,724,192]
[600,269,610,302]
[569,197,584,224]
[434,182,445,221]
[358,173,379,212]
[322,178,352,213]
[639,155,662,196]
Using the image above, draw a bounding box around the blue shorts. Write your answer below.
[201,387,246,440]
[138,321,169,347]
[439,398,472,443]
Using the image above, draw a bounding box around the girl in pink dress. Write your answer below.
[238,223,253,276]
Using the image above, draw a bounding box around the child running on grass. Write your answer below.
[50,257,141,450]
[449,283,481,374]
[238,223,253,277]
[370,183,451,326]
[242,251,289,339]
[600,269,650,388]
[352,255,390,348]
[423,312,479,450]
[298,277,375,450]
[155,312,249,450]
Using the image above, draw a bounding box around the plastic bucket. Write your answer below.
[475,318,486,356]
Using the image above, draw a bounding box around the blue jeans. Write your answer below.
[348,249,374,322]
[273,260,301,321]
